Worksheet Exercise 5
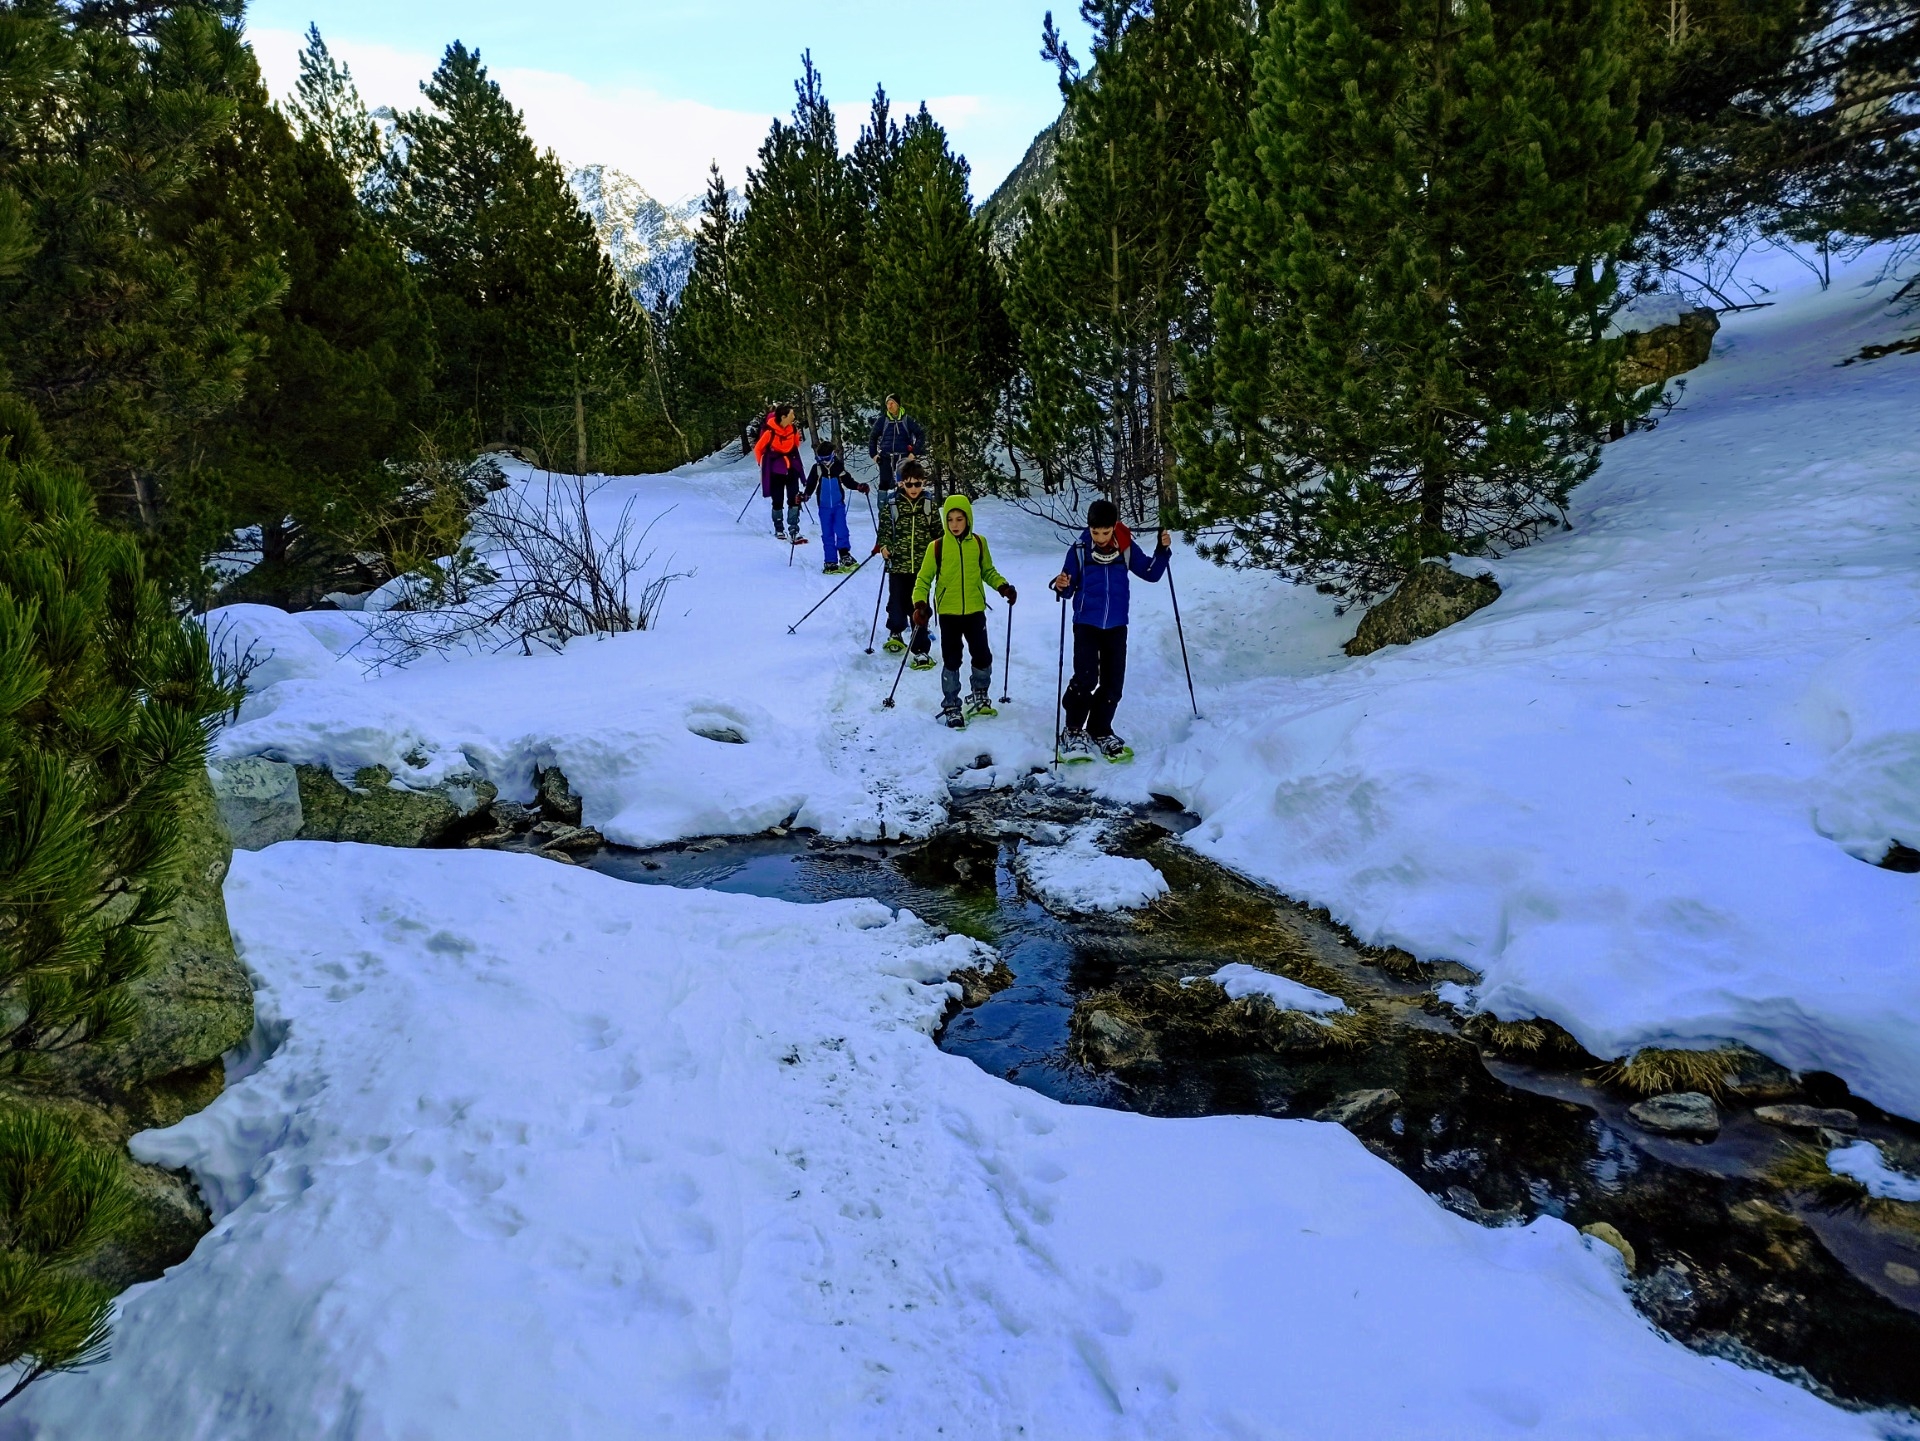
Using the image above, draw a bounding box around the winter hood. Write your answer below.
[942,493,975,537]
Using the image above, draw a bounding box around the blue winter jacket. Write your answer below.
[868,412,926,459]
[1060,526,1169,629]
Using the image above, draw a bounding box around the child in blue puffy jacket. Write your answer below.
[1049,497,1170,761]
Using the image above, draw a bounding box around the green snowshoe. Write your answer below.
[908,652,936,671]
[883,635,907,655]
[965,694,998,720]
[1058,729,1097,765]
[1095,733,1133,764]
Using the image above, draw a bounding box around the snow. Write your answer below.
[1153,265,1920,1119]
[1204,962,1349,1015]
[1015,824,1170,912]
[1606,291,1699,335]
[5,843,1896,1439]
[1827,1140,1920,1203]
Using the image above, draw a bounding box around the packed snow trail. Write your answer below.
[4,845,1898,1440]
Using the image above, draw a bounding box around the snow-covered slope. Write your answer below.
[570,163,700,306]
[3,844,1891,1439]
[1157,265,1920,1117]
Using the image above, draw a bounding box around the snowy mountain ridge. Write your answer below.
[569,164,701,308]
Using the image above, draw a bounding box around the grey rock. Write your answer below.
[207,756,303,850]
[1075,1009,1160,1069]
[535,765,584,825]
[1628,1091,1721,1137]
[1314,1088,1401,1128]
[295,764,497,848]
[1753,1103,1859,1135]
[949,959,1016,1009]
[531,822,603,852]
[1345,562,1501,657]
[1720,1044,1800,1102]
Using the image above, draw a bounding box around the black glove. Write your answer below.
[912,602,931,629]
[998,583,1017,605]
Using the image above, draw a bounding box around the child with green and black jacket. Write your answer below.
[910,492,1016,727]
[872,460,940,664]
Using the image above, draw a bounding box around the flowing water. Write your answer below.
[518,782,1920,1414]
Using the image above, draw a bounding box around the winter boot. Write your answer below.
[1095,732,1133,764]
[937,701,967,730]
[823,561,840,575]
[1059,728,1097,764]
[839,549,857,569]
[965,690,998,720]
[908,650,936,671]
[883,633,907,655]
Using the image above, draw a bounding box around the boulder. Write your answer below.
[1073,1008,1160,1070]
[1580,1221,1637,1274]
[1617,306,1720,390]
[1753,1103,1859,1135]
[535,765,584,825]
[1345,562,1501,657]
[207,755,303,850]
[1628,1091,1721,1138]
[296,763,496,848]
[61,765,254,1092]
[1314,1088,1401,1128]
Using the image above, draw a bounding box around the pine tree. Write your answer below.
[666,166,754,451]
[858,111,1011,495]
[1006,0,1251,522]
[0,447,234,1065]
[1182,0,1655,600]
[0,4,284,565]
[384,43,641,463]
[733,53,865,440]
[287,23,384,193]
[205,114,436,606]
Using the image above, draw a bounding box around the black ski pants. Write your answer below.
[938,611,993,706]
[768,472,802,531]
[886,572,930,652]
[1063,623,1128,737]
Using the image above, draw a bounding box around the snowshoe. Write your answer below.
[965,694,998,720]
[937,705,967,730]
[883,635,907,655]
[1095,733,1133,764]
[838,551,857,569]
[790,534,810,545]
[908,652,936,671]
[1058,729,1097,765]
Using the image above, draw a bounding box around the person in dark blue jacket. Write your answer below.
[1049,498,1170,761]
[867,395,926,495]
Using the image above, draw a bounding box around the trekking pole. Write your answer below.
[786,553,874,635]
[1052,592,1067,769]
[736,479,761,525]
[998,597,1013,705]
[881,643,911,709]
[865,563,886,654]
[1166,556,1200,719]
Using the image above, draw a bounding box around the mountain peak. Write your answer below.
[569,164,702,308]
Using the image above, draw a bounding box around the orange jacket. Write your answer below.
[754,415,801,470]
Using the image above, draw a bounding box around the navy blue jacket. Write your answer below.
[868,412,926,458]
[1060,526,1169,629]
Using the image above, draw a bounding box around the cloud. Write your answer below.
[250,26,773,203]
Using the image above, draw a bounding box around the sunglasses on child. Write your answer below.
[901,480,925,489]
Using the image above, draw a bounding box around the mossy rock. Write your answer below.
[1072,975,1374,1071]
[1346,562,1501,657]
[296,763,496,847]
[1618,308,1719,389]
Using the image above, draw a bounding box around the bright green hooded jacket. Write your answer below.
[910,493,1007,616]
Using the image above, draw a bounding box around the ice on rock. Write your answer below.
[1827,1141,1920,1203]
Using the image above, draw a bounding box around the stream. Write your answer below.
[486,778,1920,1415]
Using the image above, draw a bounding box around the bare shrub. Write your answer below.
[358,468,685,667]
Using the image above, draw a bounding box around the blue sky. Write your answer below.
[247,1,1086,203]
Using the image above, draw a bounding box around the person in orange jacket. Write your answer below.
[754,404,808,543]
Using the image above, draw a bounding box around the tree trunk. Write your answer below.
[573,368,588,477]
[1154,320,1177,523]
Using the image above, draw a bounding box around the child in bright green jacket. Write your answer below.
[910,493,1017,727]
